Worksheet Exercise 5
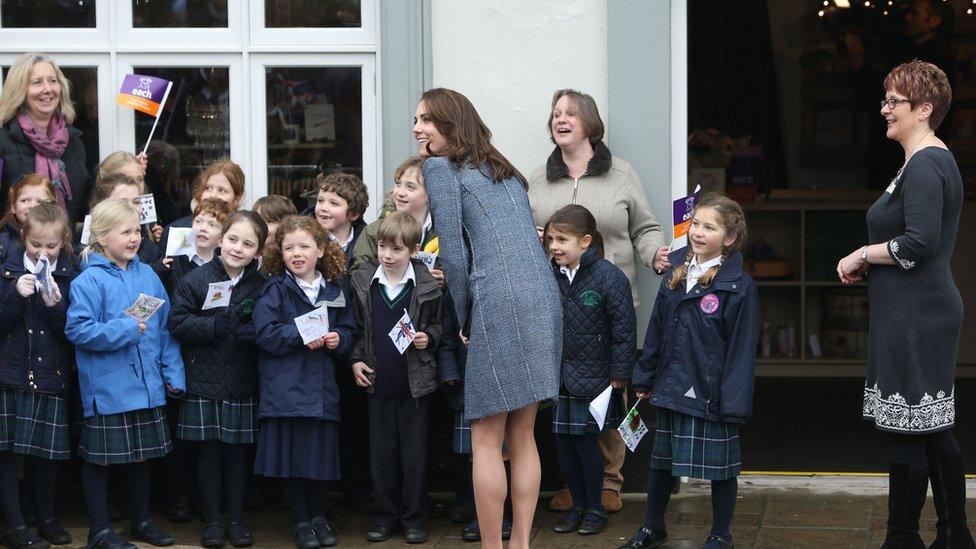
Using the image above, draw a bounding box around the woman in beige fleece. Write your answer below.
[528,88,669,515]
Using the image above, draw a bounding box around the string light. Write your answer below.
[818,9,825,16]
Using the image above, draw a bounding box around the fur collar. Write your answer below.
[545,141,613,181]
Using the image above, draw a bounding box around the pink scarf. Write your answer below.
[16,112,72,209]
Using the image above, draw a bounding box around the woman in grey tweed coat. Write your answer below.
[415,88,561,549]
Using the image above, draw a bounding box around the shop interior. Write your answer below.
[667,0,976,475]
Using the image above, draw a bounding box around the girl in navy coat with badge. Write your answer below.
[0,203,76,548]
[620,194,759,549]
[252,215,355,549]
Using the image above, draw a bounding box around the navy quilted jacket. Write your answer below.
[0,247,77,395]
[554,249,636,398]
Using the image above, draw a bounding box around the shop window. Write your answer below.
[132,0,228,28]
[0,0,96,28]
[133,66,230,225]
[264,0,360,28]
[264,66,362,209]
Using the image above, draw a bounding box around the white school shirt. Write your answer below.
[372,262,416,300]
[294,272,327,304]
[686,255,723,293]
[23,253,57,274]
[559,264,580,284]
[328,229,356,252]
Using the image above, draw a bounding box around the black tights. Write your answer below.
[889,430,960,467]
[0,453,59,530]
[643,468,737,538]
[82,461,151,533]
[197,440,247,523]
[282,478,330,525]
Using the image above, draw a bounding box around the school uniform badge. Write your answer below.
[580,290,601,307]
[700,293,720,314]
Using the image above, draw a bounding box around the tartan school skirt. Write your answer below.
[78,406,172,465]
[177,395,257,444]
[553,388,626,436]
[453,410,472,455]
[0,387,70,460]
[651,408,741,481]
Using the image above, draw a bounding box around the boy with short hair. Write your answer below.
[349,211,443,544]
[314,172,369,269]
[160,197,233,294]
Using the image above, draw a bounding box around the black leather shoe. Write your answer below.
[366,525,395,542]
[292,522,319,549]
[4,525,51,549]
[226,521,254,547]
[618,527,668,549]
[310,517,336,547]
[85,527,136,549]
[461,519,480,542]
[36,520,71,546]
[167,500,192,524]
[703,534,734,548]
[405,528,428,544]
[577,512,607,535]
[200,522,224,548]
[129,519,175,547]
[553,510,583,534]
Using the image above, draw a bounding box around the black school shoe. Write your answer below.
[703,534,734,548]
[200,522,225,548]
[366,524,396,542]
[310,516,336,547]
[129,519,175,547]
[3,525,50,549]
[292,522,319,549]
[553,509,583,534]
[577,511,607,535]
[36,520,71,546]
[85,527,136,549]
[226,520,254,547]
[404,528,428,544]
[618,527,669,548]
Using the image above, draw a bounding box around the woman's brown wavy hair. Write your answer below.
[419,88,526,188]
[262,214,345,281]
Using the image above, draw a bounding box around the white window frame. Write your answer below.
[0,1,110,50]
[249,0,377,49]
[671,0,688,201]
[0,53,113,164]
[115,54,247,191]
[249,53,380,216]
[114,1,245,50]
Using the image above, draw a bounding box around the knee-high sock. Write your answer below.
[577,433,605,514]
[283,478,310,524]
[198,440,222,523]
[643,468,676,530]
[125,461,152,524]
[306,479,329,519]
[82,462,110,533]
[710,477,737,537]
[223,444,247,522]
[30,458,58,523]
[0,452,24,529]
[555,435,583,512]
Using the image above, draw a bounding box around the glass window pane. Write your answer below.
[1,0,96,28]
[265,66,361,207]
[132,0,228,28]
[134,66,230,225]
[0,65,99,175]
[264,0,360,28]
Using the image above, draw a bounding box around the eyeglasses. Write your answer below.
[880,98,911,109]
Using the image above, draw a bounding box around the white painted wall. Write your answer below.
[429,0,608,176]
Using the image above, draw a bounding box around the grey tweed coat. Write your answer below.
[424,157,561,421]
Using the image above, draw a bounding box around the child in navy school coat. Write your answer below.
[620,194,759,549]
[544,205,635,537]
[0,174,58,264]
[252,215,355,549]
[0,203,77,547]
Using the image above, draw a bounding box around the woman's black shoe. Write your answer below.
[703,534,734,548]
[618,527,668,548]
[36,520,71,546]
[129,519,175,547]
[3,525,50,549]
[292,523,319,549]
[310,517,336,547]
[404,528,428,544]
[200,522,225,548]
[577,512,607,535]
[85,527,136,549]
[553,510,583,534]
[226,521,254,547]
[366,525,395,542]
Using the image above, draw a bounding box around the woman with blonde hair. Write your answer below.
[0,52,90,224]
